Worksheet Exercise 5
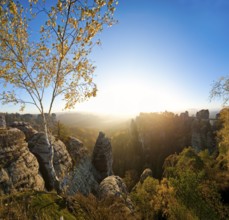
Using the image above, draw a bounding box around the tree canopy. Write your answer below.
[0,0,118,113]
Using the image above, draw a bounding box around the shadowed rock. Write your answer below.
[61,136,98,195]
[0,114,6,129]
[28,133,72,190]
[65,136,87,163]
[92,132,113,182]
[196,109,209,120]
[191,118,214,152]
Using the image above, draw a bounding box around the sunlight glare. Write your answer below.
[75,80,185,116]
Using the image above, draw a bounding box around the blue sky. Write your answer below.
[1,0,229,116]
[73,0,229,116]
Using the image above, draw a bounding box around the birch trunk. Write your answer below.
[41,113,62,194]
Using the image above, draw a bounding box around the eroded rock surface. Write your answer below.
[62,136,98,195]
[191,118,214,152]
[0,114,6,129]
[196,109,209,120]
[11,121,37,141]
[0,128,44,194]
[98,176,134,212]
[140,168,153,184]
[28,133,72,190]
[92,132,113,182]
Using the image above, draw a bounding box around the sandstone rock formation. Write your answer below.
[0,128,44,195]
[10,121,38,141]
[196,109,209,120]
[92,132,113,182]
[98,175,134,212]
[191,115,215,152]
[65,136,86,163]
[0,114,6,129]
[62,136,98,195]
[28,133,72,190]
[140,168,153,184]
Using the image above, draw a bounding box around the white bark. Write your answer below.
[42,112,62,193]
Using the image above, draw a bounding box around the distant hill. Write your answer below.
[57,112,131,129]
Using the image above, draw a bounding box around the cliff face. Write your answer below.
[0,113,115,197]
[28,133,73,190]
[191,110,215,152]
[62,136,98,195]
[92,132,113,182]
[10,121,37,141]
[0,128,44,195]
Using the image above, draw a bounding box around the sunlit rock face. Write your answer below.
[10,121,38,141]
[0,128,44,195]
[61,136,98,195]
[98,175,134,212]
[191,109,215,152]
[28,133,72,190]
[92,132,113,182]
[140,168,153,184]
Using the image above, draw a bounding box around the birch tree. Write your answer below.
[0,0,117,192]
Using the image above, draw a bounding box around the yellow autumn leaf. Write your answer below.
[9,1,17,15]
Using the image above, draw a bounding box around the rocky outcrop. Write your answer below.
[0,128,44,195]
[92,132,113,182]
[65,136,87,163]
[0,114,6,129]
[140,168,152,184]
[191,117,215,152]
[196,109,209,120]
[98,176,134,212]
[10,121,38,141]
[62,136,98,195]
[28,133,72,190]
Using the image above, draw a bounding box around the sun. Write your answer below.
[75,79,184,116]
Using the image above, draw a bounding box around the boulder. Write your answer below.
[10,121,37,141]
[0,128,44,194]
[98,176,134,212]
[28,133,72,190]
[92,132,113,182]
[62,136,98,195]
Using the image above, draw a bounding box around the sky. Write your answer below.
[71,0,229,116]
[2,0,229,116]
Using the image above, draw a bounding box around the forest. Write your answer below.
[1,108,228,219]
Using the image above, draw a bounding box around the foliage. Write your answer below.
[123,169,139,192]
[52,120,71,143]
[163,148,229,220]
[65,193,139,220]
[0,191,141,220]
[0,0,117,113]
[217,108,229,164]
[0,0,118,192]
[210,76,229,105]
[131,176,160,219]
[0,191,75,220]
